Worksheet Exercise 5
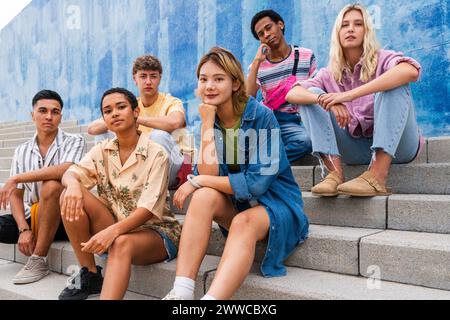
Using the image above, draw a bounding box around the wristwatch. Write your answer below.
[18,227,31,235]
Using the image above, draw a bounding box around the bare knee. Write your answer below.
[188,187,224,217]
[40,180,64,201]
[229,214,256,239]
[109,235,132,258]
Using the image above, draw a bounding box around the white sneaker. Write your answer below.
[13,256,50,284]
[162,290,190,300]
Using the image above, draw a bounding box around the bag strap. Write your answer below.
[292,45,300,76]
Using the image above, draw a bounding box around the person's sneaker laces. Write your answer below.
[58,266,103,300]
[13,256,50,285]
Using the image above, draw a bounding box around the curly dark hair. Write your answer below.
[251,10,285,40]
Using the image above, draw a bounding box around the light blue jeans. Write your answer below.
[94,129,183,188]
[299,85,421,166]
[273,110,312,163]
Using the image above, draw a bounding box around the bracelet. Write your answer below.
[187,174,203,189]
[18,228,31,235]
[317,93,326,102]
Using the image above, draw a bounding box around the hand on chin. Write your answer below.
[202,98,218,106]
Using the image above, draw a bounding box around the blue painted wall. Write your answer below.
[0,0,448,136]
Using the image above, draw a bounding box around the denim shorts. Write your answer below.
[96,229,178,263]
[153,229,178,262]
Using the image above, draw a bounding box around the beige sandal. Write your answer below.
[311,171,343,197]
[337,171,392,197]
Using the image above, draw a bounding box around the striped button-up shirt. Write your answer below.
[10,129,85,218]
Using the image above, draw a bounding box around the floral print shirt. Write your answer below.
[67,133,181,247]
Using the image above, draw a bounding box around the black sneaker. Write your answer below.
[58,266,103,300]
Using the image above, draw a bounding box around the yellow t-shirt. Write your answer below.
[138,93,194,158]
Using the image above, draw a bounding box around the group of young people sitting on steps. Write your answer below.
[0,4,423,300]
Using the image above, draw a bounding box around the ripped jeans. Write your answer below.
[299,85,422,170]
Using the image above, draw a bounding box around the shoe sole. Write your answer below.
[338,191,392,197]
[311,192,339,197]
[13,270,50,285]
[58,293,101,301]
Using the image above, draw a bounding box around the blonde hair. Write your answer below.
[329,3,381,84]
[196,47,248,116]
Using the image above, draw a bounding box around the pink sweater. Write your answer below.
[298,49,422,138]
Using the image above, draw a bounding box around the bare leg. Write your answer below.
[60,187,115,273]
[176,187,237,280]
[369,150,392,185]
[100,229,167,300]
[322,155,344,181]
[33,181,64,257]
[206,206,270,300]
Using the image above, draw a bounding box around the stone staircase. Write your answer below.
[1,120,450,300]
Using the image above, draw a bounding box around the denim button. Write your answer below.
[272,226,276,231]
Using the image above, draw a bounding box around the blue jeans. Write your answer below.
[94,130,183,188]
[273,111,312,163]
[299,85,421,165]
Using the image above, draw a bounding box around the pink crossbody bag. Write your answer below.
[263,46,300,111]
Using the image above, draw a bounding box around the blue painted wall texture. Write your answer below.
[0,0,448,136]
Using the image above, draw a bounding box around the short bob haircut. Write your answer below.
[196,47,248,116]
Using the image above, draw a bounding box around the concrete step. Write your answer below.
[60,244,218,299]
[0,121,24,127]
[207,223,383,276]
[0,157,11,170]
[0,120,79,132]
[303,192,387,229]
[0,260,155,300]
[290,137,450,166]
[170,191,450,234]
[0,207,448,296]
[206,221,450,290]
[360,230,450,291]
[0,126,89,141]
[388,194,450,233]
[304,192,450,233]
[0,121,35,129]
[0,242,219,300]
[3,245,450,300]
[210,264,450,300]
[0,147,19,158]
[0,170,10,182]
[427,137,450,163]
[293,163,450,194]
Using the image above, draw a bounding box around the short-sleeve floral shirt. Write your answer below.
[66,132,181,247]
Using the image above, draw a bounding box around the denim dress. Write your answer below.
[194,97,309,277]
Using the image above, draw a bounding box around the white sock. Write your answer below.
[31,255,47,261]
[173,276,195,300]
[201,294,217,300]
